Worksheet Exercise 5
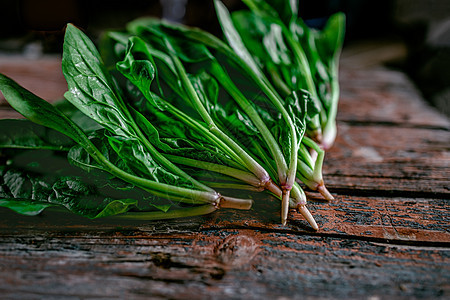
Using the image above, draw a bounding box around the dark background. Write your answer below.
[0,0,449,116]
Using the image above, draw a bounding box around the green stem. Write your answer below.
[209,61,288,184]
[291,181,307,206]
[201,181,264,192]
[322,64,340,150]
[302,136,324,183]
[300,136,334,200]
[267,62,291,98]
[281,26,324,137]
[296,159,315,187]
[162,101,246,168]
[220,195,253,209]
[298,142,314,170]
[165,154,261,187]
[250,140,278,180]
[83,141,220,204]
[169,51,271,183]
[113,204,217,220]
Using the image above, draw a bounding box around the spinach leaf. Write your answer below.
[0,73,93,149]
[63,24,136,138]
[62,24,213,192]
[0,119,74,151]
[0,150,160,218]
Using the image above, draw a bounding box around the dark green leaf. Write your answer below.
[0,73,91,148]
[0,119,74,151]
[63,24,135,138]
[0,150,173,218]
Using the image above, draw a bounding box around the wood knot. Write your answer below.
[214,234,259,267]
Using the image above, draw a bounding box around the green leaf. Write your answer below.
[214,0,266,82]
[93,198,139,218]
[63,24,135,138]
[0,119,74,151]
[0,199,54,216]
[0,73,92,148]
[115,36,172,110]
[241,0,299,23]
[315,13,346,64]
[0,150,172,218]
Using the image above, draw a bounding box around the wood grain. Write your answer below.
[0,43,449,299]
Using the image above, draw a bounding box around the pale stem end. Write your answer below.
[281,190,291,225]
[297,204,319,231]
[219,196,253,210]
[317,183,334,201]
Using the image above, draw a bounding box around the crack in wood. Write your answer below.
[199,226,450,248]
[339,119,450,131]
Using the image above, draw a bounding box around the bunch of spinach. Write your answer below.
[104,20,325,227]
[120,4,336,213]
[0,1,344,229]
[222,0,345,149]
[0,24,254,222]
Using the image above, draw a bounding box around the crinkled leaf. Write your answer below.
[115,36,171,110]
[132,107,231,165]
[232,11,291,66]
[107,135,192,188]
[62,24,136,138]
[0,151,172,218]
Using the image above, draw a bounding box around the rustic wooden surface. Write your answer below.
[0,41,449,299]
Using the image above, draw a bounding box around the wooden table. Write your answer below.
[0,42,449,299]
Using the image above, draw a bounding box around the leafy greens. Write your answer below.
[0,2,345,230]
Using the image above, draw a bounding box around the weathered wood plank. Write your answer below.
[338,67,450,129]
[324,123,449,196]
[1,189,448,245]
[0,55,67,105]
[0,229,448,299]
[0,43,449,300]
[205,195,450,245]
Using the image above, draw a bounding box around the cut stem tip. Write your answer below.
[297,204,319,231]
[281,190,290,226]
[317,183,334,201]
[219,196,253,210]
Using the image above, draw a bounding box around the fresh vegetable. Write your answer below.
[0,1,345,230]
[0,25,254,221]
[225,0,346,149]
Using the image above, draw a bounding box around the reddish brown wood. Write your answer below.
[324,123,449,196]
[0,43,449,299]
[0,226,448,299]
[0,55,67,105]
[338,67,450,128]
